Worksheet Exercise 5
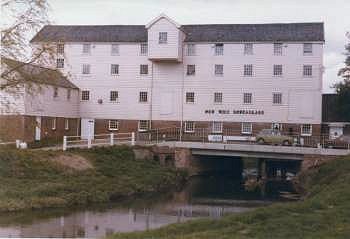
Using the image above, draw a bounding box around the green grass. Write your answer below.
[0,146,186,212]
[110,156,350,239]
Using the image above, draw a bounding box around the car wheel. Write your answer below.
[257,138,265,144]
[282,140,290,146]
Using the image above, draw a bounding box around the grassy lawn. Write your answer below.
[110,156,350,239]
[0,145,186,212]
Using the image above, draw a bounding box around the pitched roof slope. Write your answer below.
[1,58,78,89]
[31,23,324,43]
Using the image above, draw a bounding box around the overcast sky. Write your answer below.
[48,0,350,93]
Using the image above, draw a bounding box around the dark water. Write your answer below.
[0,174,297,238]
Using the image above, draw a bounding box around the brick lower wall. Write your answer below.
[0,115,25,141]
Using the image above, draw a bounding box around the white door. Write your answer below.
[35,116,41,141]
[81,118,95,139]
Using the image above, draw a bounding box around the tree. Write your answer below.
[334,32,350,121]
[1,0,55,91]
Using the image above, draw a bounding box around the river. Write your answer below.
[0,173,297,238]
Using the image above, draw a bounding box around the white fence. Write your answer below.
[63,132,135,151]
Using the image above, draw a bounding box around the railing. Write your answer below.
[63,132,135,151]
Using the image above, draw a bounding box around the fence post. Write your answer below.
[15,139,21,149]
[110,133,114,146]
[131,132,135,146]
[63,136,67,151]
[88,136,92,149]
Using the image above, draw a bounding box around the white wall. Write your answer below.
[0,82,25,115]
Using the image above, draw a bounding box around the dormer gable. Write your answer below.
[146,13,181,29]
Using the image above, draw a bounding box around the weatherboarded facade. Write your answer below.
[27,14,325,139]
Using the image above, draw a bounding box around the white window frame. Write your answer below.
[82,64,91,74]
[138,120,149,132]
[111,44,119,55]
[274,43,283,56]
[303,65,313,77]
[303,43,313,55]
[187,65,195,75]
[140,43,148,55]
[301,124,312,136]
[111,64,119,75]
[244,43,253,55]
[139,91,148,103]
[186,92,195,104]
[214,43,224,56]
[273,93,282,105]
[184,121,195,133]
[56,58,64,68]
[81,90,90,101]
[52,118,56,130]
[187,44,196,56]
[244,64,253,76]
[65,118,69,130]
[243,93,252,104]
[57,43,64,54]
[273,65,283,76]
[140,64,148,75]
[108,120,119,131]
[110,91,119,102]
[212,121,223,133]
[82,43,91,54]
[215,64,223,76]
[214,92,223,104]
[159,32,167,44]
[241,122,252,135]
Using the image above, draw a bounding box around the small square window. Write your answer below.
[109,120,119,130]
[273,93,282,104]
[301,124,312,136]
[57,43,64,54]
[56,58,64,68]
[241,122,252,134]
[184,121,195,133]
[187,44,196,56]
[110,91,119,102]
[244,43,253,55]
[244,64,253,76]
[214,92,223,104]
[111,64,119,75]
[159,32,167,44]
[212,122,223,133]
[81,90,90,101]
[111,44,119,55]
[243,93,252,104]
[140,65,148,75]
[67,89,71,100]
[215,64,223,76]
[138,120,149,132]
[186,92,195,103]
[303,43,313,55]
[139,92,148,103]
[187,65,195,75]
[273,65,283,76]
[303,65,313,77]
[53,87,58,98]
[140,43,148,55]
[52,118,56,130]
[215,43,224,55]
[82,44,91,54]
[274,43,283,55]
[65,119,69,130]
[82,64,91,74]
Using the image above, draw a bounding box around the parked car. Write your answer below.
[325,135,350,149]
[256,129,293,146]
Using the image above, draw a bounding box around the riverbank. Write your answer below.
[0,146,186,212]
[110,155,350,239]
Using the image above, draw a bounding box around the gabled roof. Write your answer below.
[1,58,78,89]
[145,13,181,29]
[31,22,324,43]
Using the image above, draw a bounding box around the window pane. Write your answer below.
[244,43,253,55]
[185,121,195,132]
[303,65,312,76]
[243,93,252,104]
[186,92,195,103]
[82,64,90,74]
[159,32,167,44]
[81,91,90,101]
[139,92,148,102]
[273,65,283,76]
[82,44,91,54]
[244,64,253,76]
[241,122,252,134]
[110,91,118,102]
[57,44,64,54]
[140,43,148,55]
[187,65,195,75]
[215,43,224,55]
[303,43,312,54]
[212,122,223,133]
[139,120,149,131]
[214,92,222,103]
[140,65,148,75]
[215,64,223,75]
[187,44,196,56]
[274,43,283,55]
[56,59,64,68]
[111,44,119,55]
[109,120,119,130]
[273,93,282,104]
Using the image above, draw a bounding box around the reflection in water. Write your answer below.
[0,175,297,238]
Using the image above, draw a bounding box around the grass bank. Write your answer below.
[110,156,350,239]
[0,146,186,212]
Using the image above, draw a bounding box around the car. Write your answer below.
[325,135,350,149]
[256,129,293,146]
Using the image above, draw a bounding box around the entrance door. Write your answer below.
[81,118,95,139]
[35,116,41,141]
